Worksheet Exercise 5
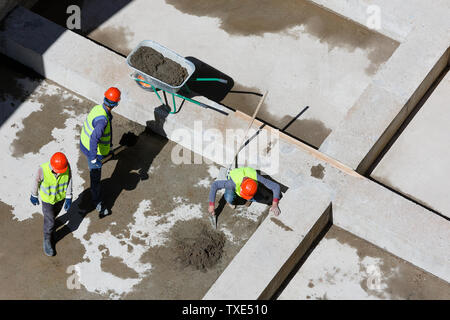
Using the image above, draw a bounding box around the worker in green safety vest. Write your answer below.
[30,152,72,257]
[208,167,281,217]
[80,87,121,218]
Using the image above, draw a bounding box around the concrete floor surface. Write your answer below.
[31,0,399,148]
[0,56,269,299]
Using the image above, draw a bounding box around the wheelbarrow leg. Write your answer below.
[163,91,168,106]
[150,85,176,114]
[171,93,177,114]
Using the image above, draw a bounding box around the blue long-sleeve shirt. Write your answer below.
[80,104,113,161]
[208,173,281,204]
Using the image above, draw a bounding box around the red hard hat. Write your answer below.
[240,177,258,200]
[104,87,121,102]
[50,152,68,173]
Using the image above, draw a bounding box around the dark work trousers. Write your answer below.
[42,200,64,240]
[89,167,102,206]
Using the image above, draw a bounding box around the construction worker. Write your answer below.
[30,152,72,257]
[80,87,121,218]
[208,167,281,217]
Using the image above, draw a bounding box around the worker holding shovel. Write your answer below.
[30,152,73,256]
[208,167,281,226]
[80,87,121,218]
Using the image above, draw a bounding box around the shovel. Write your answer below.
[207,91,268,230]
[209,215,217,230]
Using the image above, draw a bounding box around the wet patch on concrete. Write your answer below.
[310,164,325,180]
[326,226,450,299]
[0,201,14,217]
[222,83,331,147]
[165,0,399,73]
[270,217,293,232]
[88,25,134,57]
[283,118,332,148]
[100,255,140,279]
[0,200,101,299]
[11,84,92,158]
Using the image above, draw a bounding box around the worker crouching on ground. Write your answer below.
[80,87,121,218]
[30,152,72,257]
[208,167,281,217]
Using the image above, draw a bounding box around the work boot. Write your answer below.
[43,238,55,257]
[96,203,110,219]
[227,203,236,210]
[244,201,252,208]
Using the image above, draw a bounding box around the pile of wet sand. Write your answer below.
[171,219,226,271]
[130,46,188,87]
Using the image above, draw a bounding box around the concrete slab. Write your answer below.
[324,166,450,283]
[31,0,399,148]
[278,225,450,300]
[320,28,450,172]
[371,70,450,218]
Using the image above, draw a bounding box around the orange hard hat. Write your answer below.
[104,87,121,102]
[240,177,258,200]
[50,152,68,173]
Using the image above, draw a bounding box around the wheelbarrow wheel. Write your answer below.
[135,75,155,91]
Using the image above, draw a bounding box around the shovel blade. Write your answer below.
[209,215,217,229]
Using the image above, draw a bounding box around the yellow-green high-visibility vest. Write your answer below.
[39,162,70,204]
[80,105,111,156]
[228,167,258,196]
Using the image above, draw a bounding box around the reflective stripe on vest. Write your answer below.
[228,167,258,196]
[39,162,70,204]
[80,105,111,156]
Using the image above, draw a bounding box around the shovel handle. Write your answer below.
[101,145,127,164]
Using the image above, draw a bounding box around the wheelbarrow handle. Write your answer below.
[194,78,228,84]
[101,145,127,164]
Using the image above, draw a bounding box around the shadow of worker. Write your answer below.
[53,188,95,243]
[53,106,169,243]
[99,105,170,216]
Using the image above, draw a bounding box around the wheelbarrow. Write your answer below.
[126,40,232,115]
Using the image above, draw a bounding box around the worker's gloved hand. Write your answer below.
[64,198,72,211]
[270,203,281,216]
[208,204,215,216]
[30,195,39,206]
[89,157,102,170]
